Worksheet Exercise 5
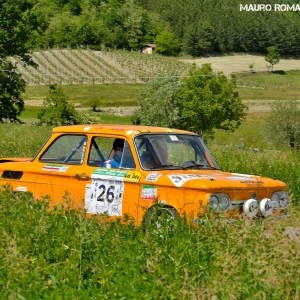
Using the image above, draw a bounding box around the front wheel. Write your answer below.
[143,206,180,235]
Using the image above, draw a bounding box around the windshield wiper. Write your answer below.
[181,163,220,170]
[180,160,205,169]
[150,164,176,170]
[179,160,220,170]
[182,164,206,170]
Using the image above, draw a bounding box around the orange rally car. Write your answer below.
[0,124,289,226]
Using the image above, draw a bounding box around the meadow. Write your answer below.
[1,118,300,298]
[21,69,300,111]
[3,59,300,298]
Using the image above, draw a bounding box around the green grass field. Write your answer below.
[236,70,300,100]
[3,69,300,298]
[23,83,143,107]
[1,123,300,298]
[22,70,300,109]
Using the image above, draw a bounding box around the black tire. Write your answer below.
[143,206,180,234]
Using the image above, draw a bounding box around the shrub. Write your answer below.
[37,84,100,125]
[264,99,300,149]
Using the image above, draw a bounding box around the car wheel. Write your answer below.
[143,206,180,235]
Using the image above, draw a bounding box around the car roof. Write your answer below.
[52,124,196,136]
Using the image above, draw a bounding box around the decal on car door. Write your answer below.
[84,169,141,216]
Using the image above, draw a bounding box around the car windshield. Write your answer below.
[134,134,220,170]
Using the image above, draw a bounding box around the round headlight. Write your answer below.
[279,192,289,209]
[209,195,219,210]
[271,193,280,209]
[208,193,230,212]
[219,195,230,211]
[271,192,289,210]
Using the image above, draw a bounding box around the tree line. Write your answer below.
[1,0,300,148]
[7,0,300,57]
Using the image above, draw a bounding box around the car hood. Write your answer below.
[143,170,286,190]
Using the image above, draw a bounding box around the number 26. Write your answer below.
[97,184,115,203]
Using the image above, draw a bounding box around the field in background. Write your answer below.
[17,51,300,151]
[12,49,191,86]
[23,83,142,107]
[189,54,300,74]
[17,50,300,111]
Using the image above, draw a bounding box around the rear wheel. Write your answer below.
[143,206,180,235]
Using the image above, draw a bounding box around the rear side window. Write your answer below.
[39,135,87,165]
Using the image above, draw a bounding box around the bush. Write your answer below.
[37,84,100,125]
[264,99,300,149]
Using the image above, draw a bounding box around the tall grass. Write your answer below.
[1,124,300,298]
[0,124,52,158]
[1,188,300,298]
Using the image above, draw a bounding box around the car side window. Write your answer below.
[39,135,87,165]
[88,136,116,166]
[88,137,136,169]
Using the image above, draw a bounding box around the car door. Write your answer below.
[35,133,89,209]
[78,136,141,221]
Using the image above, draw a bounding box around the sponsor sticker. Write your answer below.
[141,185,157,200]
[42,164,69,172]
[92,169,141,182]
[16,186,27,192]
[168,174,215,188]
[227,176,255,181]
[124,172,141,183]
[227,176,264,186]
[145,172,162,182]
[169,135,178,141]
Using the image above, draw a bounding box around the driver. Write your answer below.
[102,138,124,168]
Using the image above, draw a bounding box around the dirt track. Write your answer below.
[24,101,273,115]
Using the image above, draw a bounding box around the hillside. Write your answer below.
[10,49,191,86]
[11,50,300,86]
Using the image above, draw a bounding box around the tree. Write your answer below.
[178,63,247,140]
[37,84,81,125]
[154,29,181,56]
[265,46,280,72]
[38,85,99,125]
[120,0,150,50]
[264,99,300,149]
[135,64,247,140]
[0,0,36,122]
[134,73,182,128]
[0,61,26,123]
